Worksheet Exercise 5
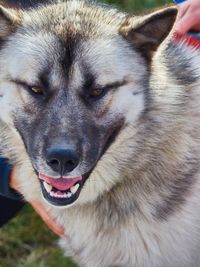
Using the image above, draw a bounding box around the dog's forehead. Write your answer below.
[5,34,130,87]
[24,1,124,37]
[5,29,137,88]
[2,2,141,88]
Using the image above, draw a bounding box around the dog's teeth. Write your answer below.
[43,181,53,193]
[67,192,72,198]
[71,184,80,194]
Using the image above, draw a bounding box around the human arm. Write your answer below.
[0,158,64,236]
[10,166,64,236]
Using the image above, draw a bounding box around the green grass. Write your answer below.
[0,206,77,267]
[0,0,174,266]
[101,0,171,11]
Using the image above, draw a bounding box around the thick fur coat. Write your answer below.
[0,1,200,266]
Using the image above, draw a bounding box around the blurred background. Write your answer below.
[102,0,171,11]
[0,0,172,267]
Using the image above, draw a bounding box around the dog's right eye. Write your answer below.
[12,80,46,97]
[27,85,45,96]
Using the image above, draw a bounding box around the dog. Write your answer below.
[0,1,200,266]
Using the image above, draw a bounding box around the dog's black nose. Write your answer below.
[46,146,79,175]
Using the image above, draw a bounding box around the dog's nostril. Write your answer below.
[48,158,59,168]
[49,159,59,165]
[66,160,75,168]
[46,146,80,175]
[65,160,78,173]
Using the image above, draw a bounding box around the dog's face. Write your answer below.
[0,2,176,207]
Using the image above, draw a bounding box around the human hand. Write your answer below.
[10,166,64,237]
[30,200,64,237]
[174,0,200,35]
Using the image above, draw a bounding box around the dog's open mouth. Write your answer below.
[39,173,85,206]
[37,124,123,206]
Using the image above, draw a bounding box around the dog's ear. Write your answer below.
[0,5,21,39]
[119,7,177,60]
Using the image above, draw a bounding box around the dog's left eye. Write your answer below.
[89,88,105,98]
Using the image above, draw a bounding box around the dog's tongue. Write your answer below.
[39,173,82,191]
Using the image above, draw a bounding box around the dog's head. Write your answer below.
[0,2,177,207]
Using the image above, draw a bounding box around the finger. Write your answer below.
[32,202,64,236]
[174,11,196,35]
[176,2,190,21]
[31,201,65,237]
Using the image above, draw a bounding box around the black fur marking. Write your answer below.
[39,70,50,91]
[165,42,198,85]
[59,38,77,79]
[83,69,96,93]
[154,159,199,221]
[0,40,5,50]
